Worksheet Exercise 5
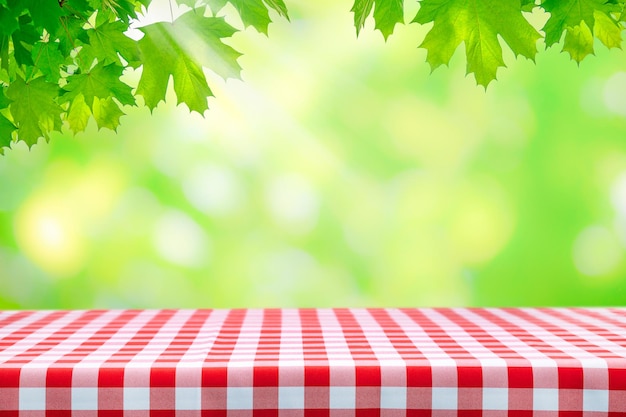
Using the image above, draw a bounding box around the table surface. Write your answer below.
[1,308,625,416]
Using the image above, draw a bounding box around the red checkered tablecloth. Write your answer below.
[1,308,625,416]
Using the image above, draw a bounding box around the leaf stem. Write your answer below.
[27,39,47,83]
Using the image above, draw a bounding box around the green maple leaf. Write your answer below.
[373,0,403,40]
[0,87,9,107]
[0,89,15,151]
[593,10,623,49]
[76,44,99,72]
[521,0,535,12]
[206,0,226,14]
[563,22,594,62]
[137,12,241,113]
[352,0,374,35]
[88,0,141,23]
[66,90,124,132]
[56,15,89,55]
[0,4,19,37]
[66,0,93,14]
[32,41,65,82]
[63,62,135,109]
[133,0,150,9]
[412,0,541,87]
[66,93,92,133]
[11,15,39,66]
[92,96,124,130]
[541,0,609,46]
[23,0,67,33]
[86,20,141,67]
[562,12,623,63]
[352,0,403,39]
[229,0,272,33]
[605,0,625,13]
[137,22,211,112]
[205,0,288,33]
[0,113,15,152]
[542,0,621,62]
[0,36,7,73]
[262,0,289,18]
[6,76,63,146]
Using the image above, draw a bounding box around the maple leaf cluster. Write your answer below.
[0,0,287,153]
[353,0,626,87]
[0,0,625,153]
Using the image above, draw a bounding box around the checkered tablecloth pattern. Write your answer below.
[1,308,625,416]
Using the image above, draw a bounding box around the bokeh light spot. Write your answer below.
[603,72,626,117]
[14,202,85,278]
[153,210,211,267]
[13,158,125,278]
[573,225,622,277]
[183,164,243,216]
[448,181,515,265]
[265,174,319,234]
[611,171,626,217]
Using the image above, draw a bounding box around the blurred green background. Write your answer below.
[1,0,626,310]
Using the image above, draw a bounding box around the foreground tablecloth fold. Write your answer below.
[0,308,625,416]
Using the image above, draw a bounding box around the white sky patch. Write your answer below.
[153,209,211,267]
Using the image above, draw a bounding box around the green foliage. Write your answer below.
[352,0,403,40]
[6,77,64,146]
[0,0,255,154]
[542,0,622,62]
[85,20,141,68]
[413,0,541,87]
[0,0,625,152]
[0,113,15,148]
[207,0,289,33]
[136,12,241,113]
